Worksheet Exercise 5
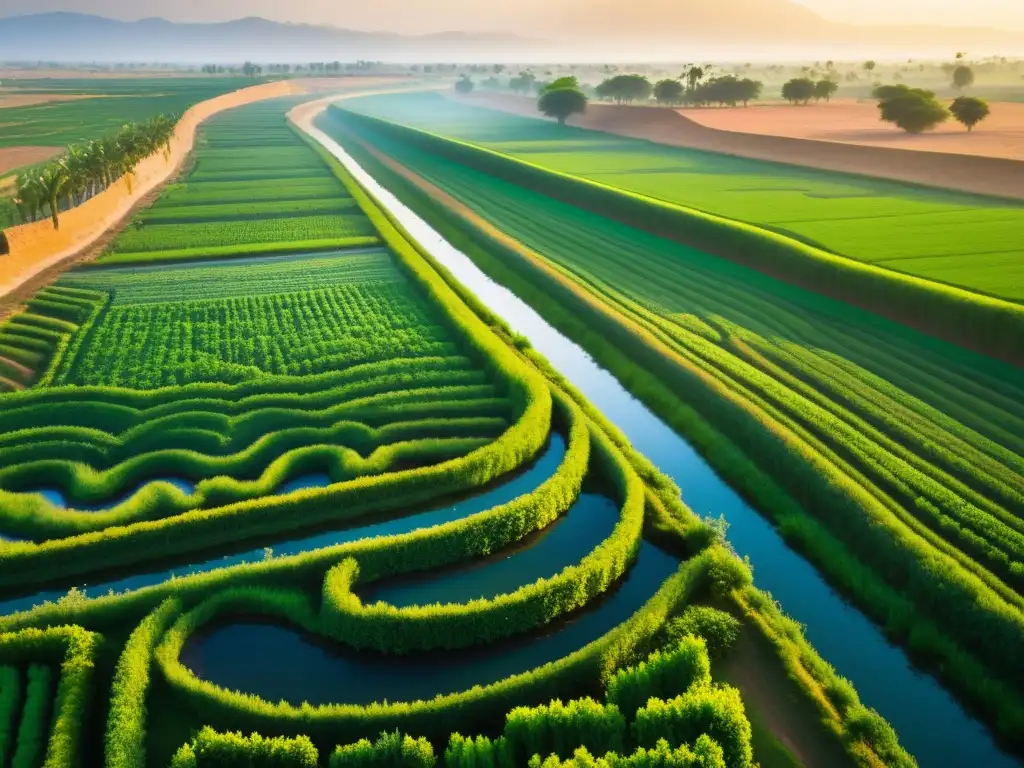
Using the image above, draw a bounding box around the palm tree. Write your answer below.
[12,113,181,226]
[36,165,69,230]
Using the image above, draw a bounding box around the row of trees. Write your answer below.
[13,116,177,230]
[781,78,839,104]
[872,85,991,133]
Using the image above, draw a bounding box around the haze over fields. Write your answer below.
[1,0,1023,61]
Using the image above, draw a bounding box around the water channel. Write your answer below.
[299,111,1018,768]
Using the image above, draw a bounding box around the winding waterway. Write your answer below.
[303,110,1018,768]
[0,436,566,616]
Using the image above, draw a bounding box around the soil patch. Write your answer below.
[682,100,1024,162]
[718,624,856,768]
[0,92,100,109]
[461,93,1024,200]
[0,147,63,177]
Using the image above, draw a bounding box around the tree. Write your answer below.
[782,78,816,105]
[952,65,975,91]
[875,85,950,133]
[949,96,990,131]
[653,79,685,105]
[736,78,763,106]
[595,74,653,104]
[682,64,707,92]
[814,79,839,102]
[543,76,579,93]
[863,60,876,75]
[454,76,474,95]
[538,87,588,125]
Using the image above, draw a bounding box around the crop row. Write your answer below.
[0,98,911,768]
[341,92,1024,304]
[324,109,1024,749]
[64,249,400,305]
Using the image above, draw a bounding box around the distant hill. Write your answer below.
[0,10,1019,63]
[0,13,541,64]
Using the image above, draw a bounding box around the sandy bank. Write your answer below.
[681,100,1024,162]
[0,80,299,303]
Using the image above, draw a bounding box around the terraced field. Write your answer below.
[0,97,913,767]
[338,93,1024,302]
[320,102,1024,758]
[95,100,379,265]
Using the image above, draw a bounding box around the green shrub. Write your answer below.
[606,637,711,719]
[845,706,918,768]
[105,599,182,768]
[11,664,52,768]
[445,733,515,768]
[527,736,726,767]
[665,608,740,660]
[330,731,435,767]
[505,698,626,763]
[169,727,318,767]
[633,686,752,768]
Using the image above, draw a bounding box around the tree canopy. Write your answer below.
[952,65,975,91]
[595,75,653,104]
[782,78,816,105]
[653,79,685,105]
[543,76,580,94]
[538,87,588,125]
[14,115,176,230]
[454,76,475,95]
[813,79,839,102]
[949,96,990,131]
[874,85,950,134]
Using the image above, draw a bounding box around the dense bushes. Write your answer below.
[11,665,52,768]
[633,687,752,768]
[606,637,711,719]
[105,599,182,768]
[505,698,627,763]
[169,727,318,767]
[328,107,1023,364]
[665,609,739,660]
[331,731,435,767]
[527,738,726,768]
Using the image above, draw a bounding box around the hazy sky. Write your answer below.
[2,0,1022,33]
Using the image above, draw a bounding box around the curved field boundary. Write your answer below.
[0,81,300,304]
[462,93,1024,202]
[335,108,1024,366]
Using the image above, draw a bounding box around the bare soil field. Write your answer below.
[0,147,62,177]
[681,100,1024,161]
[461,93,1024,200]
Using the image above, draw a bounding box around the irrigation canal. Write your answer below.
[301,109,1018,768]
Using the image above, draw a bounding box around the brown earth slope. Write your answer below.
[682,100,1024,162]
[462,93,1024,200]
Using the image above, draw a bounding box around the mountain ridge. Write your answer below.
[0,10,1019,63]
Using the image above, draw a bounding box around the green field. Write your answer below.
[322,102,1024,754]
[338,92,1024,301]
[0,93,918,768]
[93,100,381,265]
[0,77,258,149]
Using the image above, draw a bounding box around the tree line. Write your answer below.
[13,115,177,230]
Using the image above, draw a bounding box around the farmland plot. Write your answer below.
[340,93,1024,301]
[0,98,910,768]
[321,103,1024,756]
